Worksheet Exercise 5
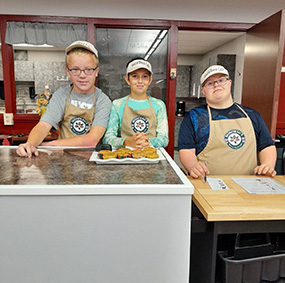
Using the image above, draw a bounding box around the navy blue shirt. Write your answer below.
[178,103,274,155]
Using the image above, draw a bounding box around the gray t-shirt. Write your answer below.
[41,84,111,130]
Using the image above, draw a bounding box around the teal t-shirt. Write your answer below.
[103,95,169,148]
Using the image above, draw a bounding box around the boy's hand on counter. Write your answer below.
[189,161,210,179]
[16,143,39,158]
[254,164,276,177]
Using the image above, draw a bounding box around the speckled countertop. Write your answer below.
[0,147,183,185]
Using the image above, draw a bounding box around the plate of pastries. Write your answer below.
[90,146,165,164]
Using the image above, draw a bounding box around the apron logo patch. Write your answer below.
[224,129,246,150]
[69,116,90,135]
[131,116,149,133]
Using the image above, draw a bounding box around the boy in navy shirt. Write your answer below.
[178,65,276,178]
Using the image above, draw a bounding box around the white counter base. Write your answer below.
[0,194,191,283]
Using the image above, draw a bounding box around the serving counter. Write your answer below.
[0,146,193,283]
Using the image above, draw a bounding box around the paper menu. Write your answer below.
[207,178,229,190]
[231,177,285,194]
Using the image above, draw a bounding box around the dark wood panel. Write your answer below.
[242,10,285,138]
[165,24,178,158]
[0,114,40,135]
[277,72,285,134]
[0,19,16,114]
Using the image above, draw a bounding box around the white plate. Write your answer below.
[89,148,166,164]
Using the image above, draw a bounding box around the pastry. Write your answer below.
[116,148,132,153]
[115,148,132,158]
[98,150,112,159]
[102,151,117,159]
[116,151,131,159]
[145,152,159,159]
[132,149,145,159]
[142,147,157,154]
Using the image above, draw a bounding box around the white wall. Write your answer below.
[202,34,247,103]
[28,51,65,62]
[177,55,202,66]
[0,0,284,24]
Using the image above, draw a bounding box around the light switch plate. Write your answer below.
[4,113,14,125]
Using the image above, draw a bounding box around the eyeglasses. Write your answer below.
[67,67,97,76]
[203,77,229,89]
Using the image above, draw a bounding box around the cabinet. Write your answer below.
[0,60,68,95]
[34,61,67,94]
[0,61,34,82]
[176,66,191,97]
[53,62,68,93]
[191,57,215,97]
[174,118,183,148]
[34,61,53,94]
[14,61,34,81]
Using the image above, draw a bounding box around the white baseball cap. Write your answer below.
[200,65,229,85]
[126,59,153,75]
[66,41,98,58]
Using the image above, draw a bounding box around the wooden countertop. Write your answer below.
[190,175,285,222]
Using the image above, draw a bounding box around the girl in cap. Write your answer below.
[103,58,169,149]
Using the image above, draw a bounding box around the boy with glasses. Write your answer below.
[17,41,111,157]
[178,65,276,178]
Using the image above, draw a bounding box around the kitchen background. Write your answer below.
[0,29,246,150]
[0,49,68,114]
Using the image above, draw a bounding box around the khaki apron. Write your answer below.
[197,104,257,175]
[58,88,96,139]
[121,96,157,139]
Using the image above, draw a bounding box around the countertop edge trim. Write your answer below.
[0,184,194,195]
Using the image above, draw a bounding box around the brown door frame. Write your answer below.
[167,21,253,157]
